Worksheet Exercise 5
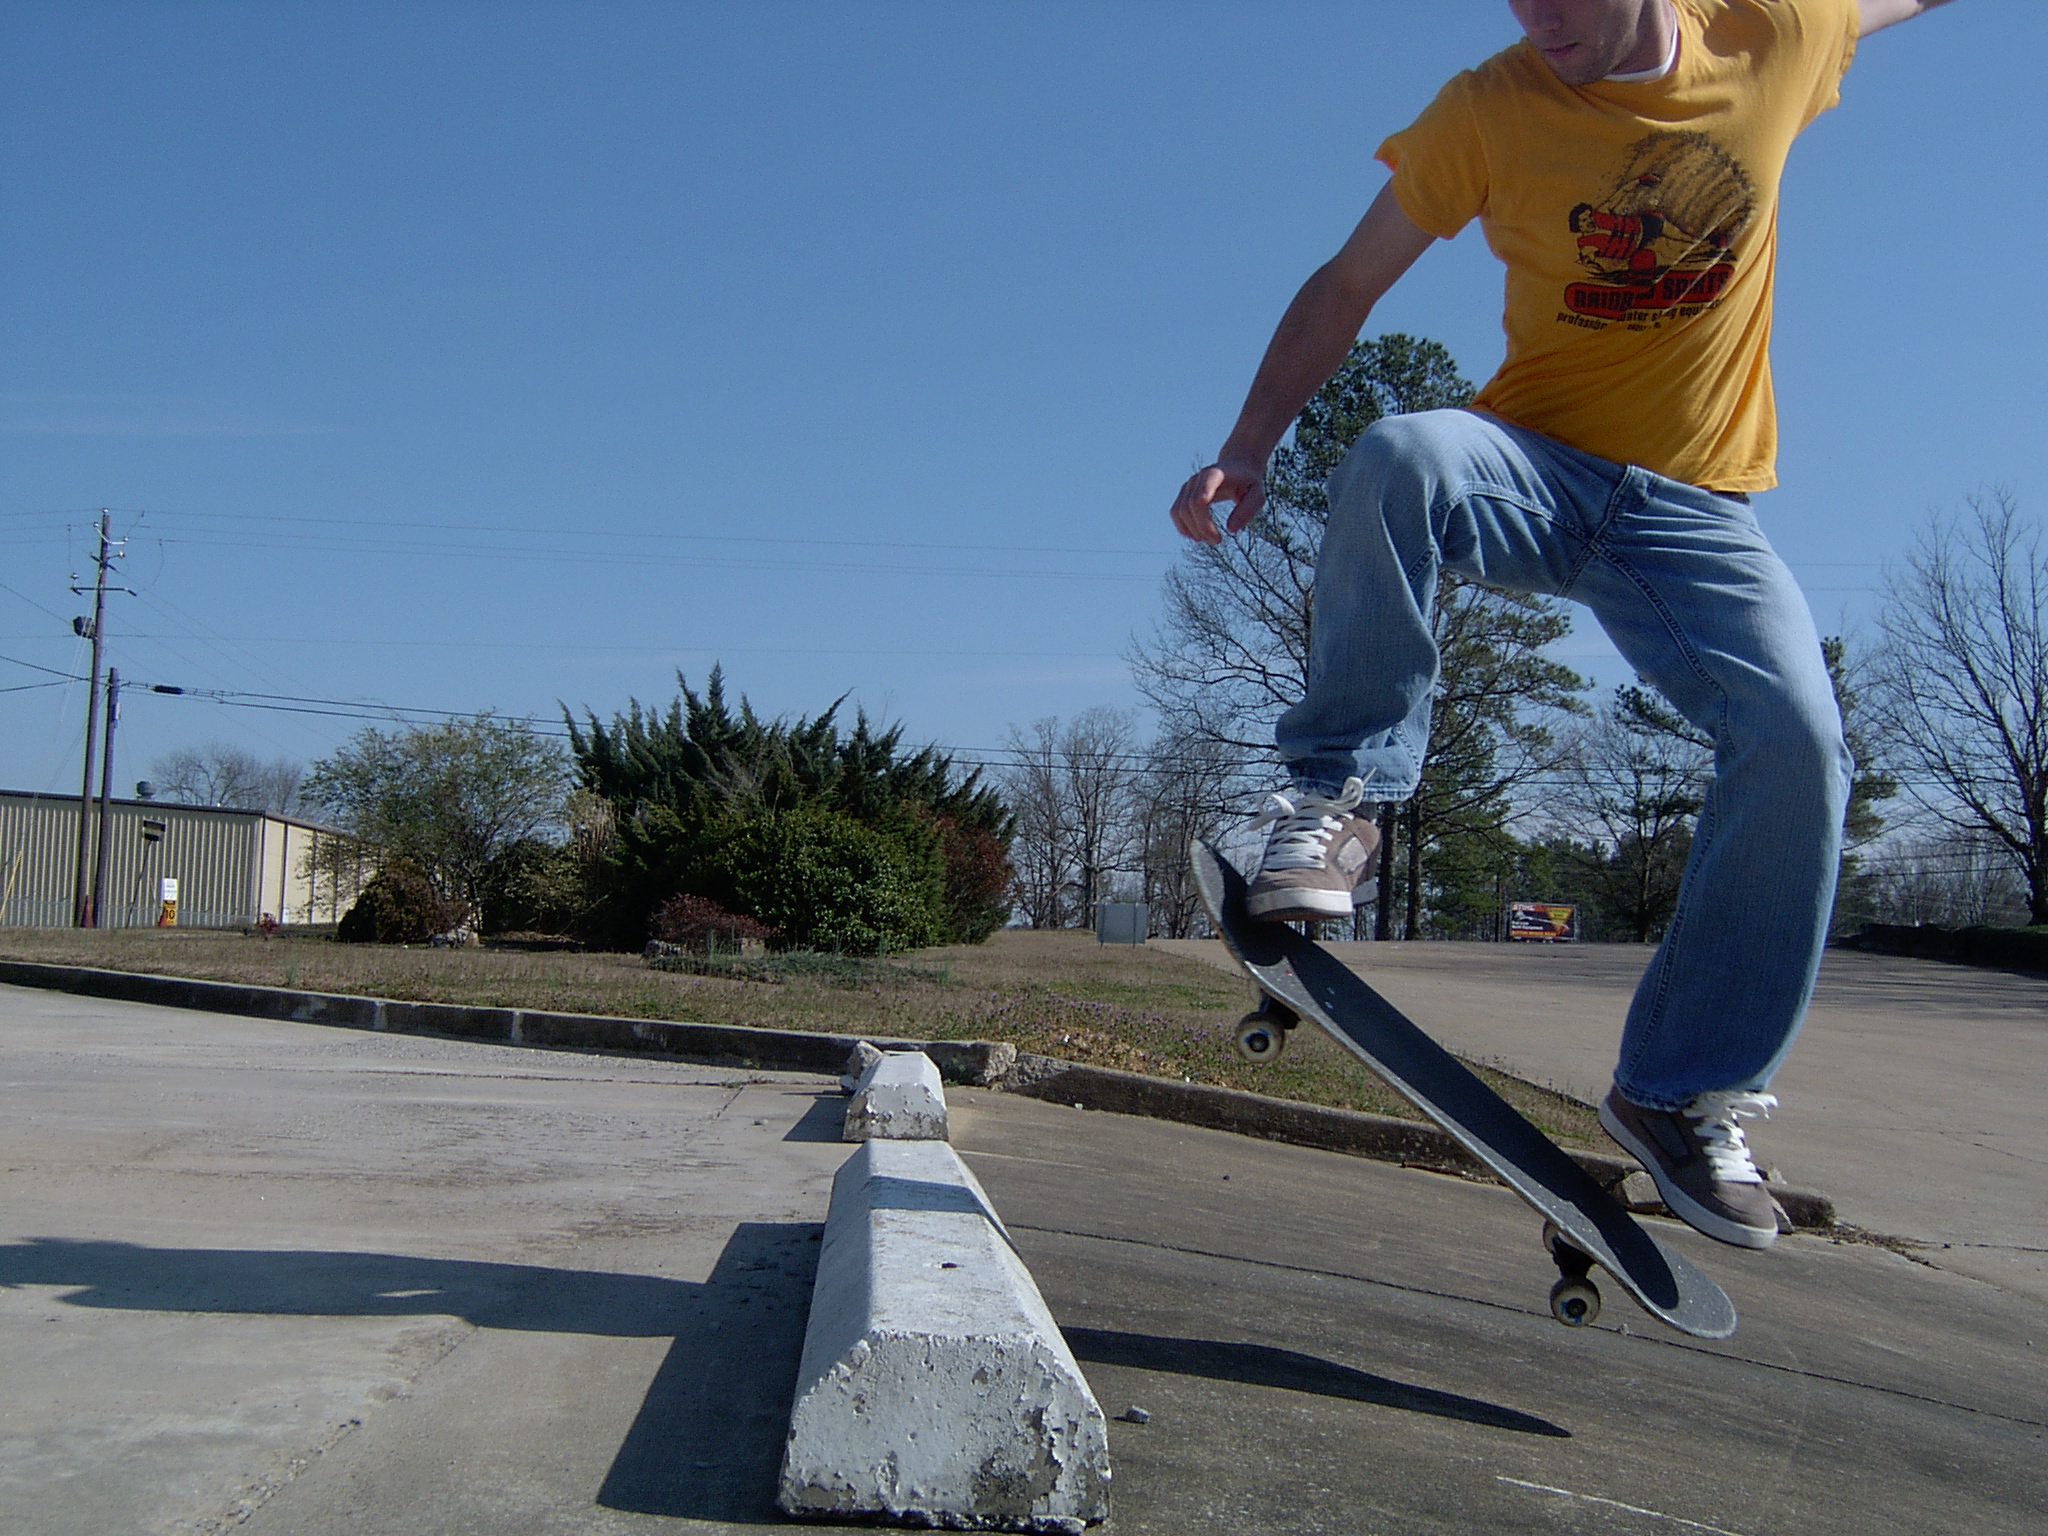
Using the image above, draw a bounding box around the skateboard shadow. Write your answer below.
[1062,1327,1569,1439]
[0,1222,820,1524]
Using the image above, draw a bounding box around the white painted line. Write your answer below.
[779,1139,1110,1531]
[1497,1477,1756,1536]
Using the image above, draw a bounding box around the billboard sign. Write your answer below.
[1508,902,1578,942]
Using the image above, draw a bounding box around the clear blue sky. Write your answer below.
[1,0,2037,800]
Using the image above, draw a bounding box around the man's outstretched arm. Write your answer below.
[1169,182,1435,545]
[1858,0,1958,37]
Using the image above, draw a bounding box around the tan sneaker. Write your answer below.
[1245,777,1381,921]
[1600,1088,1782,1249]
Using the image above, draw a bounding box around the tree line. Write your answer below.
[147,337,2048,947]
[1005,339,2048,943]
[170,670,1012,952]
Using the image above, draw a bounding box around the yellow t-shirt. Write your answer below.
[1377,0,1860,492]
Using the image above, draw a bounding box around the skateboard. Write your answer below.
[1192,840,1737,1339]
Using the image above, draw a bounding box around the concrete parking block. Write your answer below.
[844,1049,950,1141]
[778,1139,1109,1532]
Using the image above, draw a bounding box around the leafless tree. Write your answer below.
[1002,720,1074,929]
[1132,730,1241,938]
[1000,709,1141,929]
[1550,692,1713,942]
[1862,829,2030,928]
[150,741,305,816]
[1869,489,2048,924]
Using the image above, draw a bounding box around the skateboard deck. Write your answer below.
[1193,839,1736,1339]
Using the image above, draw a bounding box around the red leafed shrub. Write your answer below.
[652,893,780,954]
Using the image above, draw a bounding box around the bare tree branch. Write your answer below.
[1870,489,2048,922]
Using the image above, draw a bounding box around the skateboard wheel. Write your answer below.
[1549,1276,1601,1328]
[1233,1014,1290,1063]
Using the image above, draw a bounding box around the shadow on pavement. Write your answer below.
[782,1092,851,1143]
[1062,1327,1570,1438]
[0,1222,822,1525]
[0,1236,697,1332]
[598,1221,819,1523]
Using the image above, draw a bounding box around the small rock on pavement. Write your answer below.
[838,1040,885,1094]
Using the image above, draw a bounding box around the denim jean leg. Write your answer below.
[1575,475,1853,1109]
[1275,410,1613,795]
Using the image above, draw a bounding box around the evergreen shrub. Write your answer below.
[337,862,464,944]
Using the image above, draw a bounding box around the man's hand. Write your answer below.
[1170,457,1267,545]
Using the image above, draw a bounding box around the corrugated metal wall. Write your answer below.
[0,793,84,928]
[0,792,361,929]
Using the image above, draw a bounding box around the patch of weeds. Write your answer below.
[646,950,949,989]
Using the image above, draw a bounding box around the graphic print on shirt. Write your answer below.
[1562,131,1757,328]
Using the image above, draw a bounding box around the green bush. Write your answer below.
[565,671,1014,951]
[478,838,585,935]
[703,806,945,955]
[337,861,464,944]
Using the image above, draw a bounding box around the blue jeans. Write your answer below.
[1275,409,1851,1109]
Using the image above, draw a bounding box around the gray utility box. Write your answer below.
[1095,902,1149,945]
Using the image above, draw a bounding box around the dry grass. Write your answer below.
[0,925,1603,1146]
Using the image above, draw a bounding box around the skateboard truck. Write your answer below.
[1233,995,1299,1063]
[1542,1221,1602,1327]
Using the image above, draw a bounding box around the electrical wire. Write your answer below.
[0,651,87,682]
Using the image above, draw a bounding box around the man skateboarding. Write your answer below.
[1169,0,1959,1252]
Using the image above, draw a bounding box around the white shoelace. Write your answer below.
[1248,776,1368,870]
[1684,1091,1777,1184]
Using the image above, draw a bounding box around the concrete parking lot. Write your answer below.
[1,957,2042,1534]
[1161,938,2048,1303]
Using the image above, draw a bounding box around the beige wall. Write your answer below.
[0,792,363,929]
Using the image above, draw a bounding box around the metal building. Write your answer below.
[0,789,364,930]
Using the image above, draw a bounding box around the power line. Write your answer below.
[0,650,87,681]
[0,503,1173,560]
[0,577,72,622]
[138,533,1164,582]
[2,632,1122,660]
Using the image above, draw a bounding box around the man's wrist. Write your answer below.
[1216,439,1275,474]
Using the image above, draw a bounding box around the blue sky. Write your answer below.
[1,0,2038,801]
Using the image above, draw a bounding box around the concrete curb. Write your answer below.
[844,1049,950,1142]
[0,958,1015,1085]
[0,958,1835,1229]
[998,1053,1837,1231]
[778,1139,1110,1532]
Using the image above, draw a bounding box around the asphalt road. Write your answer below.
[2,977,2042,1534]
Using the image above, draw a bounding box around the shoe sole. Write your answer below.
[1245,888,1370,921]
[1598,1100,1778,1251]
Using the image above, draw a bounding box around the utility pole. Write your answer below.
[91,669,121,927]
[71,511,117,927]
